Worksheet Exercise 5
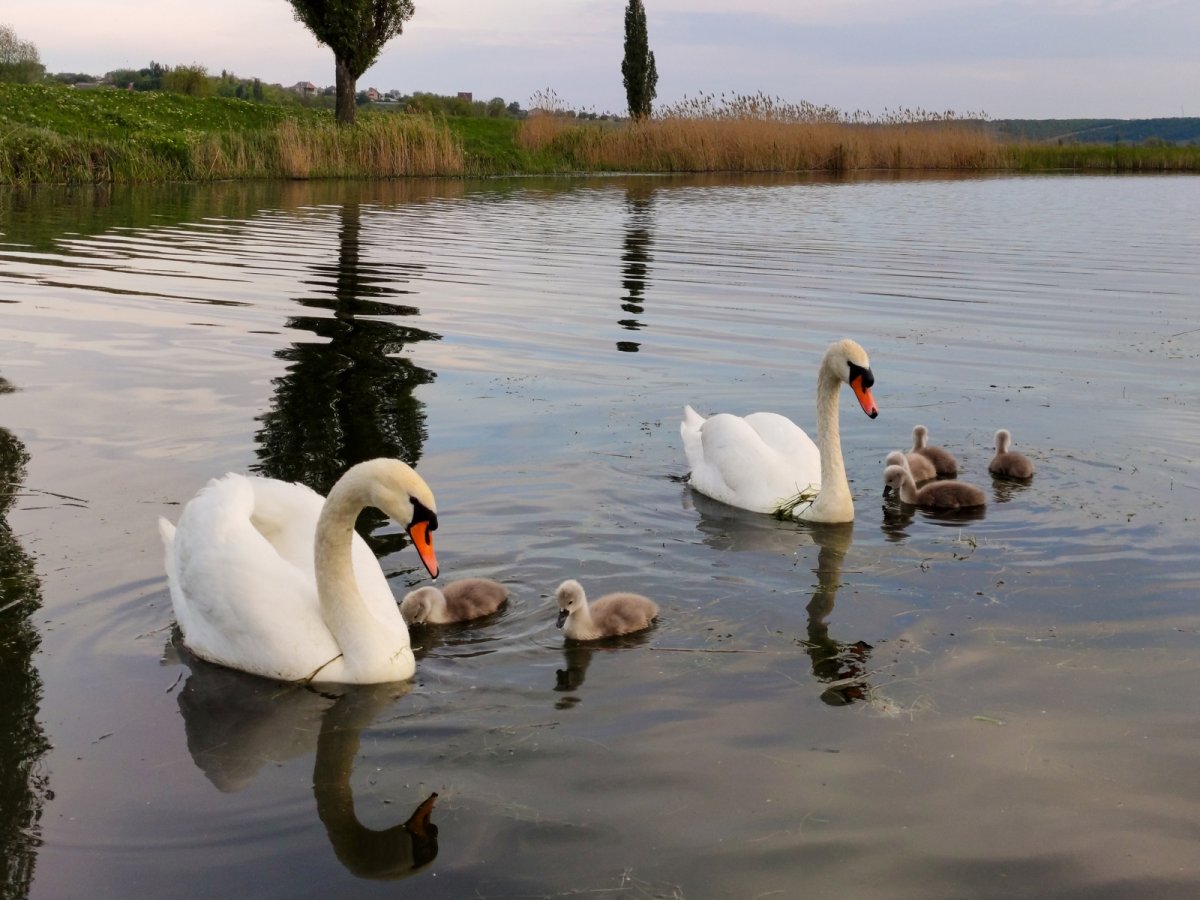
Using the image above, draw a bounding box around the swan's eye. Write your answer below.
[847,361,873,389]
[411,497,438,531]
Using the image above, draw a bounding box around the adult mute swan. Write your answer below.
[988,428,1035,479]
[158,458,440,684]
[554,579,659,641]
[680,338,879,522]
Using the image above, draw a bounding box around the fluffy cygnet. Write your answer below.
[911,424,959,477]
[885,448,936,484]
[883,464,986,510]
[400,577,509,625]
[554,579,659,641]
[988,429,1035,479]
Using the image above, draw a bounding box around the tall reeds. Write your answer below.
[518,92,1004,173]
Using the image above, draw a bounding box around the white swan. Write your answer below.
[680,338,879,522]
[554,579,659,641]
[158,458,440,684]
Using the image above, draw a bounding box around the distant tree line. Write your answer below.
[0,24,44,83]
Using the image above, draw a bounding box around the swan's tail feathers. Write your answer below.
[158,517,180,590]
[680,405,707,474]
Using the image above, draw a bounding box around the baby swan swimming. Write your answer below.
[554,579,659,641]
[883,464,986,510]
[885,449,936,484]
[401,577,509,625]
[988,428,1035,479]
[911,425,959,477]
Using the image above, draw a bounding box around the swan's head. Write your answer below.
[555,579,586,628]
[354,458,440,580]
[912,424,929,450]
[882,464,912,499]
[825,339,878,419]
[994,429,1012,453]
[400,586,441,625]
[884,450,910,471]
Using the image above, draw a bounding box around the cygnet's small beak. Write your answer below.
[556,609,568,628]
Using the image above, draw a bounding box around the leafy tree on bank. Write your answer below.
[285,0,414,126]
[162,64,213,98]
[0,24,45,84]
[105,61,166,91]
[621,0,657,120]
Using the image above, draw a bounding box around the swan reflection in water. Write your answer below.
[684,490,882,707]
[553,630,655,709]
[167,640,439,880]
[881,489,987,543]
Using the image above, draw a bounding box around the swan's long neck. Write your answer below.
[314,690,430,877]
[314,476,396,674]
[808,367,852,521]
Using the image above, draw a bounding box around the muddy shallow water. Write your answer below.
[2,173,1198,898]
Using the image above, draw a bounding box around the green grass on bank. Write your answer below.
[3,83,1200,185]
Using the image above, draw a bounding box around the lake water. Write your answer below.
[2,173,1198,899]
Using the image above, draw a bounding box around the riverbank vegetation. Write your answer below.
[2,83,1199,186]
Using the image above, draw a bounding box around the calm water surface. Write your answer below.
[1,173,1198,899]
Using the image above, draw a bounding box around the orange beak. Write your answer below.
[407,520,439,579]
[851,375,879,419]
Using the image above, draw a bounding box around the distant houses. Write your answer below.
[290,81,316,97]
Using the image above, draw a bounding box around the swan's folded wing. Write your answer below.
[690,412,820,512]
[169,475,340,681]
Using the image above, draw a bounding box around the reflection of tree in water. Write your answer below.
[254,204,439,555]
[0,376,52,898]
[615,184,656,353]
[172,646,439,881]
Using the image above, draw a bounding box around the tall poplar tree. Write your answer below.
[286,0,415,125]
[621,0,658,120]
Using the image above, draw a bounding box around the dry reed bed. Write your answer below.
[518,114,1005,172]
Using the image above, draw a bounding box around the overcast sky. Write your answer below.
[6,0,1199,119]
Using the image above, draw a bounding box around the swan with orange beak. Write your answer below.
[681,338,879,523]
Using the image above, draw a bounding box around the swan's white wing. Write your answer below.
[682,409,821,513]
[165,474,341,682]
[244,475,401,627]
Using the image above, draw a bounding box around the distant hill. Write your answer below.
[986,118,1200,145]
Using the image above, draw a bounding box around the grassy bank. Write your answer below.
[0,84,464,183]
[3,84,1200,184]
